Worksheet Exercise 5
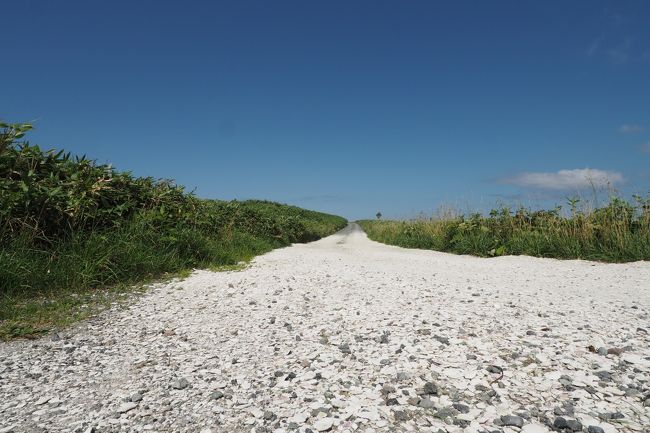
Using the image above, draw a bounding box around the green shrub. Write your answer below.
[359,197,650,262]
[0,122,346,302]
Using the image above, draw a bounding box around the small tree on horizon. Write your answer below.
[376,211,382,220]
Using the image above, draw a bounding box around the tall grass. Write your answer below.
[0,122,347,338]
[359,198,650,262]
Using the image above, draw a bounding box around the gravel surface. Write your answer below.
[2,223,650,433]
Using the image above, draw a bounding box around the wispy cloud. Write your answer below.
[620,124,645,133]
[501,168,623,190]
[586,37,602,57]
[640,142,650,154]
[607,37,634,64]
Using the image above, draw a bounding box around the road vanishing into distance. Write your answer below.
[2,224,649,433]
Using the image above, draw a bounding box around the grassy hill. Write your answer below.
[0,122,347,338]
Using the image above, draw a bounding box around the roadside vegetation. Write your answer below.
[0,122,347,339]
[359,197,650,263]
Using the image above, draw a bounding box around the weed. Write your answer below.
[359,197,650,262]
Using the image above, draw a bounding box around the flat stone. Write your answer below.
[249,407,264,418]
[117,402,137,413]
[501,415,524,427]
[553,417,582,432]
[521,424,551,433]
[313,417,334,431]
[34,397,52,405]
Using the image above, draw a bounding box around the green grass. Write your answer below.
[359,198,650,263]
[0,123,347,339]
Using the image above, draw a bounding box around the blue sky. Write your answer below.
[3,0,650,220]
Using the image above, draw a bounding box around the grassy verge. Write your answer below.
[359,198,650,263]
[0,123,347,339]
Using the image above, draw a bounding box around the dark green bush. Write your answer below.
[0,122,347,298]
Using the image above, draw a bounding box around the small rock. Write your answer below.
[393,410,409,421]
[171,378,189,390]
[418,398,436,409]
[501,415,524,427]
[396,372,409,381]
[434,335,450,345]
[117,402,137,413]
[553,417,569,429]
[600,412,624,420]
[487,365,503,374]
[422,381,438,395]
[249,407,264,418]
[35,396,52,405]
[435,407,458,419]
[210,390,224,400]
[130,392,142,403]
[312,417,334,431]
[452,403,470,414]
[407,397,420,406]
[521,424,550,433]
[587,427,605,433]
[338,343,351,354]
[553,417,582,432]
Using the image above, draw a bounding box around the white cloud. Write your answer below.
[620,124,644,133]
[502,168,623,190]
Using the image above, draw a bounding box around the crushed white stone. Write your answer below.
[1,223,649,432]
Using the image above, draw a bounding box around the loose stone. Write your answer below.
[117,402,137,414]
[312,418,334,432]
[210,390,224,400]
[501,415,524,427]
[171,378,189,390]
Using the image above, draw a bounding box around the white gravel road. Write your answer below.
[1,223,649,433]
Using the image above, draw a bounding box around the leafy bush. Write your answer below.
[0,122,347,299]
